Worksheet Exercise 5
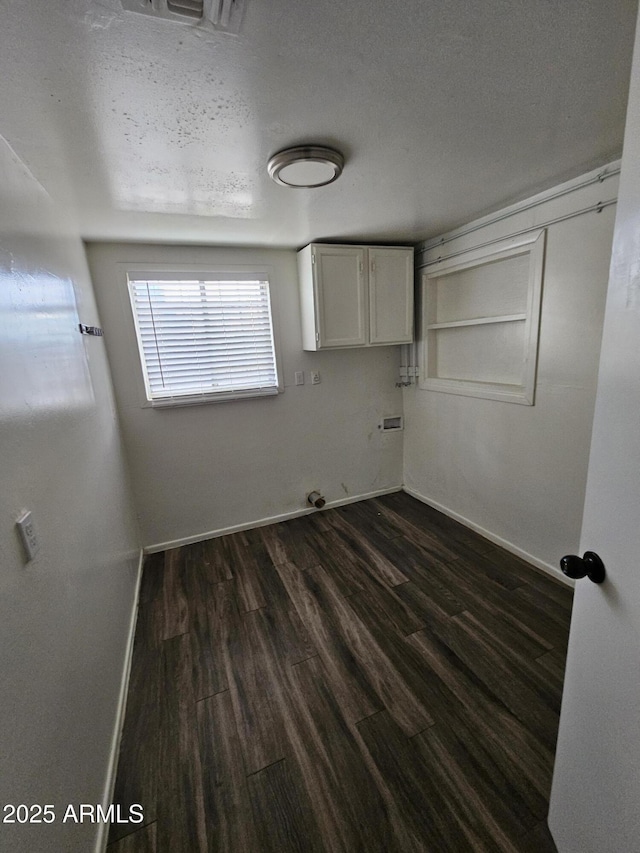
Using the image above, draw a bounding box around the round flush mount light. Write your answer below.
[267,145,344,188]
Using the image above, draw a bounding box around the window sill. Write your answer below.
[145,386,281,409]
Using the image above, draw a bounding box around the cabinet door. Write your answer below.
[368,247,414,344]
[314,245,367,347]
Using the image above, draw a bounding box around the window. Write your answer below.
[420,231,545,405]
[127,271,280,406]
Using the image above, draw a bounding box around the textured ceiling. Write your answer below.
[0,0,637,247]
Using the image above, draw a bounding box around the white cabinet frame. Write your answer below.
[420,231,545,405]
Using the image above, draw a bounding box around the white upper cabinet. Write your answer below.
[298,243,414,350]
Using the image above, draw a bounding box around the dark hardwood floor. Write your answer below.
[107,492,572,853]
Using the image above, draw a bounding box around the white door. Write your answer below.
[549,11,640,852]
[368,247,414,345]
[314,245,367,348]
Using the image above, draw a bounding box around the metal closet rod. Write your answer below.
[416,164,620,257]
[418,198,617,269]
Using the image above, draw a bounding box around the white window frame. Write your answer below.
[420,231,545,405]
[121,262,283,408]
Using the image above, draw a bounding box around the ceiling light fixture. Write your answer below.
[267,146,344,188]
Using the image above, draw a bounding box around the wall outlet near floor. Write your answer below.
[311,370,321,385]
[16,510,40,561]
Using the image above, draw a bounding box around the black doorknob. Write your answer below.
[560,551,606,584]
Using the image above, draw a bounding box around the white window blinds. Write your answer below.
[128,273,279,404]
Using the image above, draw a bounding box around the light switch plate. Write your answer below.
[16,510,39,561]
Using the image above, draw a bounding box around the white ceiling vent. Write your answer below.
[121,0,246,34]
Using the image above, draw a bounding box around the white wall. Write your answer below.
[86,243,404,550]
[0,137,139,853]
[403,165,619,578]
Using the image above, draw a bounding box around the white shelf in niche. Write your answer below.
[426,313,527,330]
[420,231,545,405]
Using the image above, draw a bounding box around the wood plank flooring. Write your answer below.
[108,492,572,853]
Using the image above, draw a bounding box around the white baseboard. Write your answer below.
[95,548,145,853]
[144,486,403,554]
[402,486,573,587]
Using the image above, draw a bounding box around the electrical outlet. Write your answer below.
[16,510,39,561]
[311,370,321,385]
[295,370,305,385]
